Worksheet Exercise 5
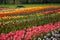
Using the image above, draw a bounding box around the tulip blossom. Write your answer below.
[0,21,60,40]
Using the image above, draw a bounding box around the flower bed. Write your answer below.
[0,12,60,33]
[0,21,60,40]
[0,6,60,17]
[0,6,60,40]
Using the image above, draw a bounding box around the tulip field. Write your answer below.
[0,5,60,40]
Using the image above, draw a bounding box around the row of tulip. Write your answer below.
[0,13,60,33]
[0,8,4,10]
[0,21,60,40]
[0,6,60,17]
[0,8,60,21]
[0,12,59,25]
[5,7,60,16]
[41,9,60,14]
[0,8,10,11]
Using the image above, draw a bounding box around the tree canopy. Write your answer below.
[0,0,60,4]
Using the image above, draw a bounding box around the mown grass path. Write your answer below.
[0,4,60,8]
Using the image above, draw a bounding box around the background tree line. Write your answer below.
[0,0,60,4]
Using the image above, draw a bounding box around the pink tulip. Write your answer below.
[38,26,44,33]
[25,31,33,40]
[27,27,32,32]
[0,33,7,40]
[44,24,50,33]
[0,21,60,40]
